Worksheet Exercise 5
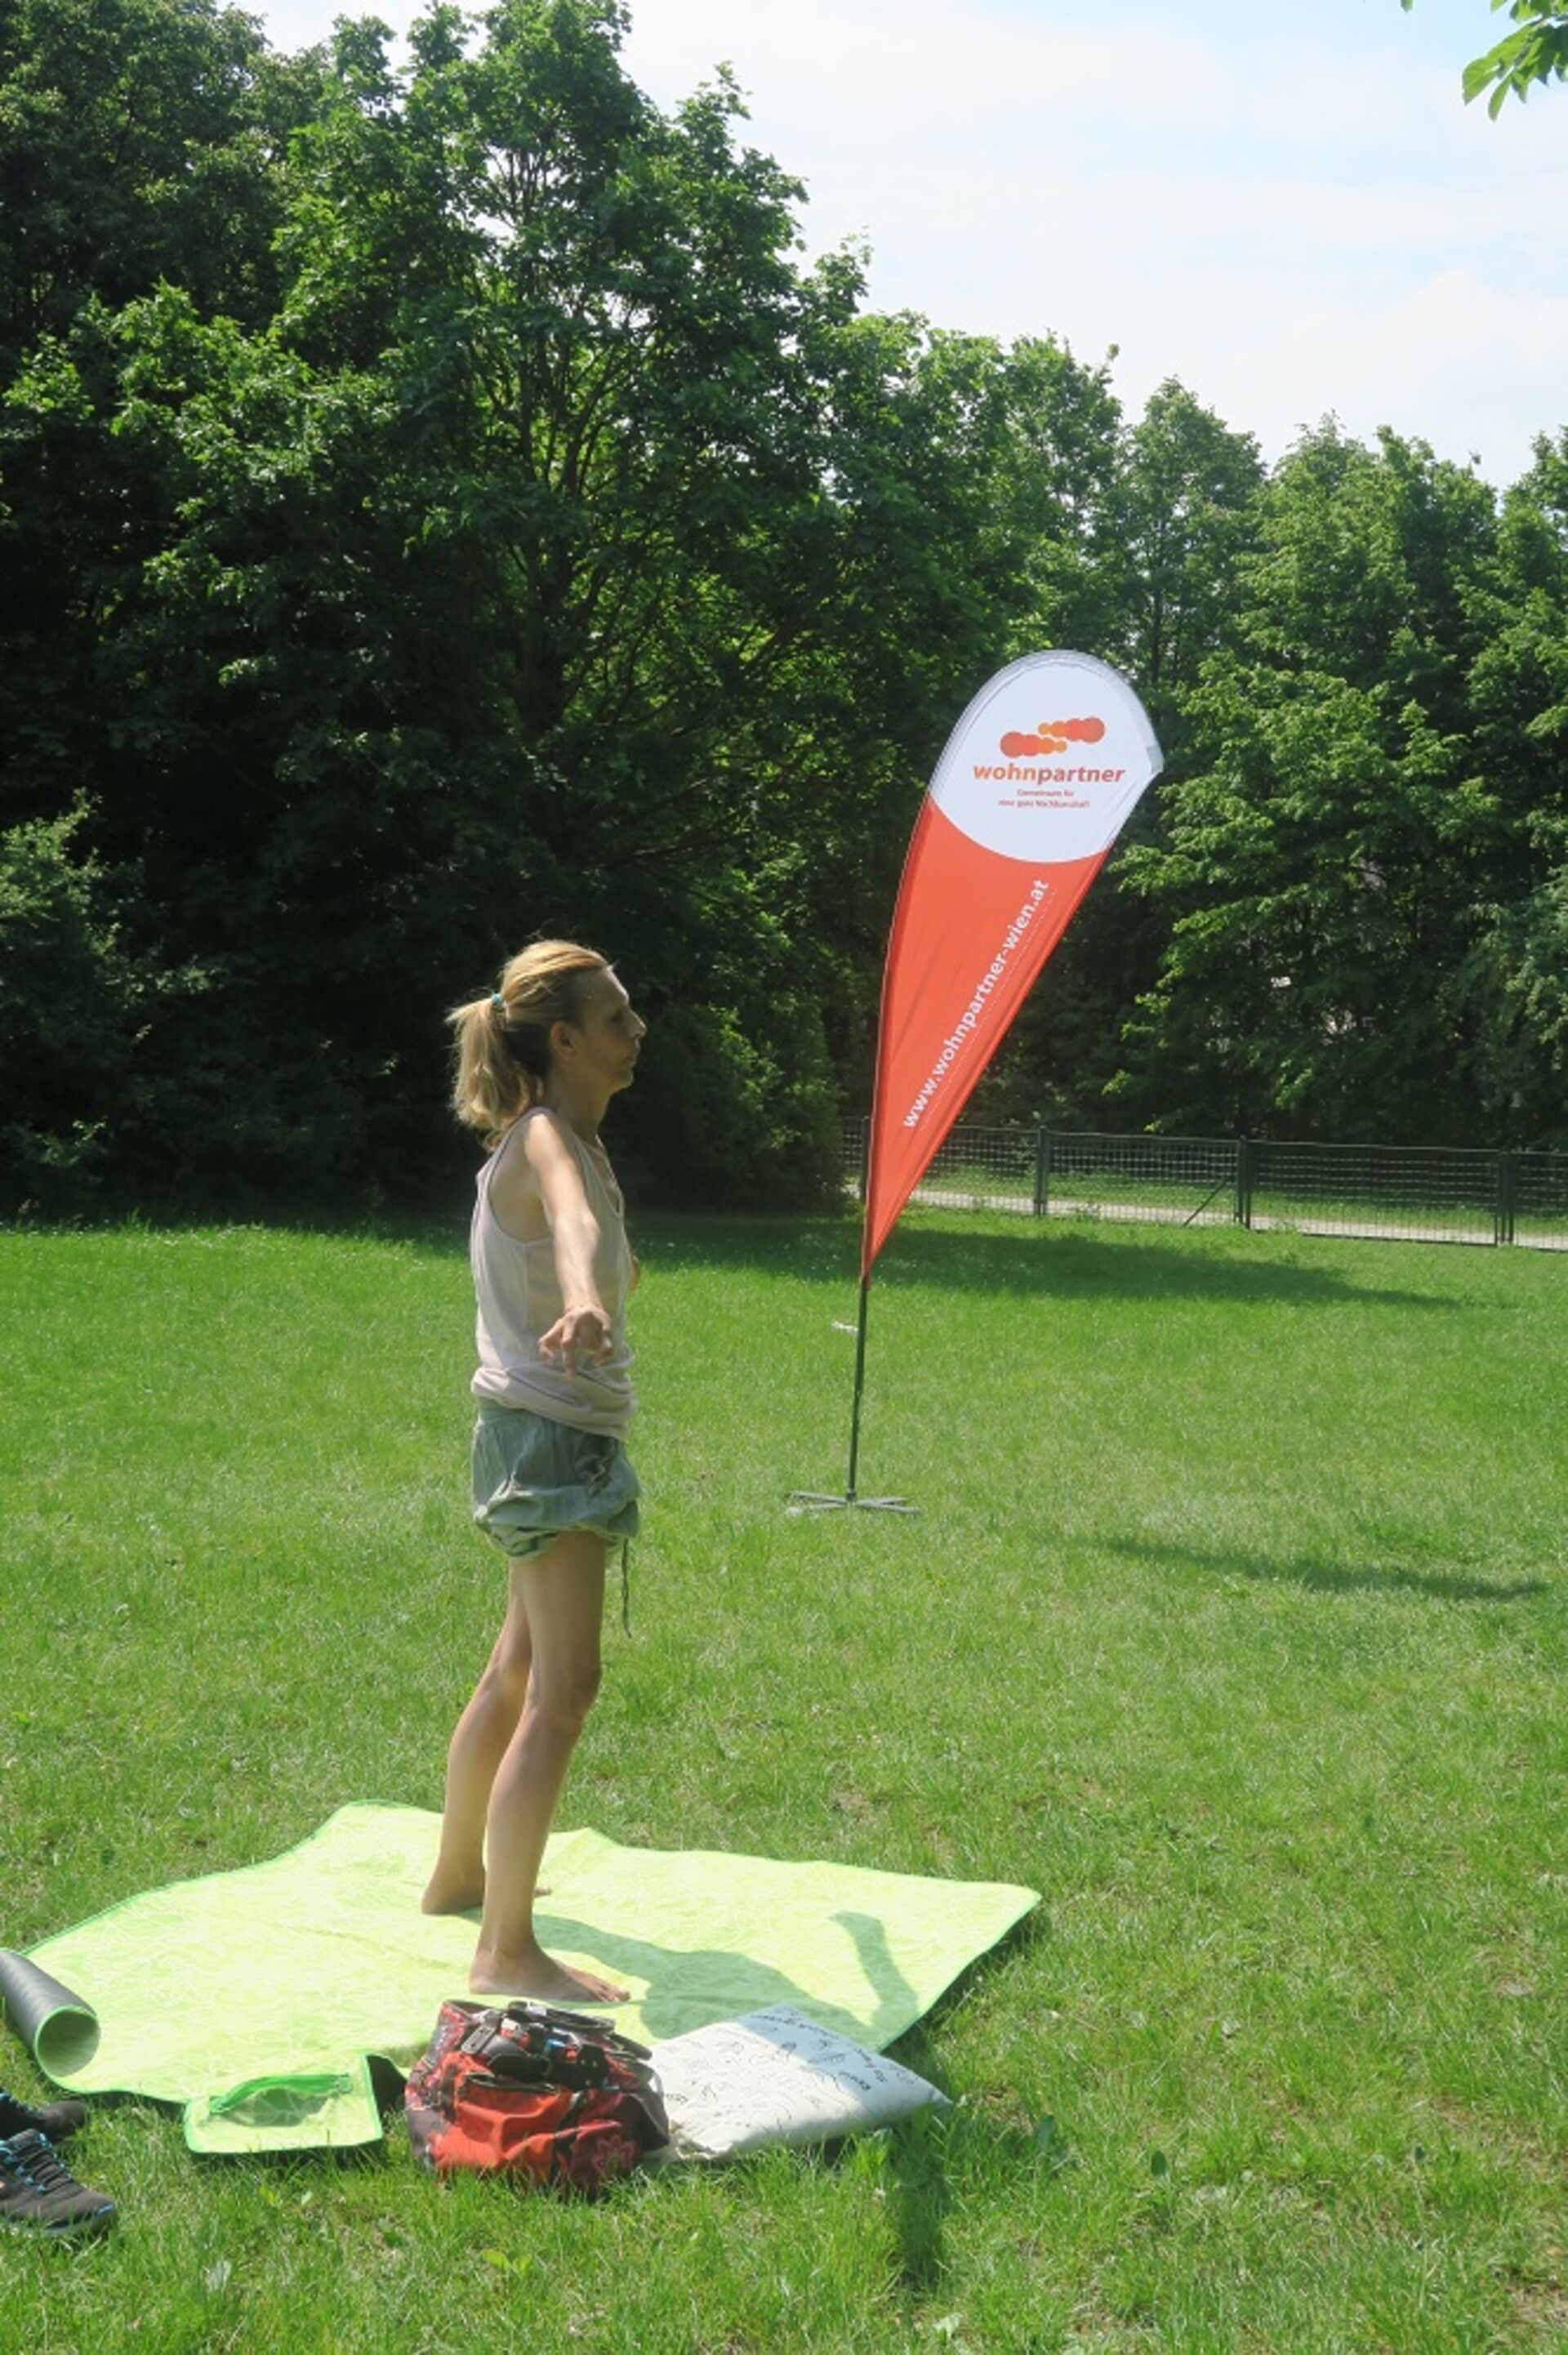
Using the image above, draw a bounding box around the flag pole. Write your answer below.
[788,1134,917,1514]
[844,1271,870,1501]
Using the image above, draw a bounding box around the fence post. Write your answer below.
[1032,1127,1051,1219]
[1495,1150,1515,1247]
[1236,1136,1253,1229]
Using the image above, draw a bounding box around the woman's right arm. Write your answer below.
[523,1114,614,1371]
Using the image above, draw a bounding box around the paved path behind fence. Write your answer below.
[842,1126,1568,1252]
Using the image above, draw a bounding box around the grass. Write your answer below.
[1,1206,1565,2353]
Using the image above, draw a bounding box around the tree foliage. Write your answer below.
[1,0,1565,1215]
[1116,424,1567,1148]
[1401,0,1568,115]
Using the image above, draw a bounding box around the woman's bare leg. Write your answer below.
[470,1532,629,2005]
[422,1612,532,1916]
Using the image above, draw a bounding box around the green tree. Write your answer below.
[1457,434,1568,1143]
[743,302,1129,1106]
[970,381,1262,1131]
[1113,423,1504,1142]
[0,0,317,375]
[1119,381,1263,743]
[0,809,153,1209]
[5,0,1086,1207]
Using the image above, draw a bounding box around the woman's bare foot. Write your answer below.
[470,1940,629,2006]
[421,1868,550,1916]
[421,1866,484,1916]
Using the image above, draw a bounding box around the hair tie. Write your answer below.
[489,992,506,1015]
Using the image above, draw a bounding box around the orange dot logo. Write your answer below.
[999,717,1104,756]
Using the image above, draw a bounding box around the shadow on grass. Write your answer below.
[884,2099,953,2292]
[17,1206,1459,1315]
[633,1215,1454,1312]
[1109,1532,1550,1605]
[869,1226,1451,1311]
[878,2071,1071,2295]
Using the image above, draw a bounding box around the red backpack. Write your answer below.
[404,1998,670,2195]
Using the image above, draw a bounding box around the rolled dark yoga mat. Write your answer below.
[0,1950,100,2076]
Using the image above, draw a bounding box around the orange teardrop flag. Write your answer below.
[862,650,1162,1276]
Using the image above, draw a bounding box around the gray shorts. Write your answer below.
[470,1400,641,1563]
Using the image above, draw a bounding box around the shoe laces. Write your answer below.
[8,2132,75,2192]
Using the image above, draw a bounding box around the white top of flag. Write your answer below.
[929,649,1162,863]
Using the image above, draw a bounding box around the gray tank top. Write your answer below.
[469,1107,636,1434]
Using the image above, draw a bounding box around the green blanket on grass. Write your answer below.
[5,1804,1038,2153]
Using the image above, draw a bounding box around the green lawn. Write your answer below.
[1,1211,1565,2353]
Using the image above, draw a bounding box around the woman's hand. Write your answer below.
[539,1303,615,1372]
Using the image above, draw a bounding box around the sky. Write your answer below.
[250,0,1566,490]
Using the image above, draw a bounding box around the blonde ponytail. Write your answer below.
[448,939,608,1148]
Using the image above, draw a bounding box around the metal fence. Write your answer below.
[843,1122,1568,1251]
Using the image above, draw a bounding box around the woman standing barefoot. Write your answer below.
[423,940,645,2005]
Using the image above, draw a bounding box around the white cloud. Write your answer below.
[248,0,1568,484]
[618,0,1566,483]
[1214,271,1568,481]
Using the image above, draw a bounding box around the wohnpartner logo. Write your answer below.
[901,878,1049,1129]
[973,716,1125,787]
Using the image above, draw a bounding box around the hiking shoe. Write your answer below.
[0,2130,116,2239]
[0,2085,88,2143]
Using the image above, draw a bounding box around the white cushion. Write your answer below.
[649,2004,948,2157]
